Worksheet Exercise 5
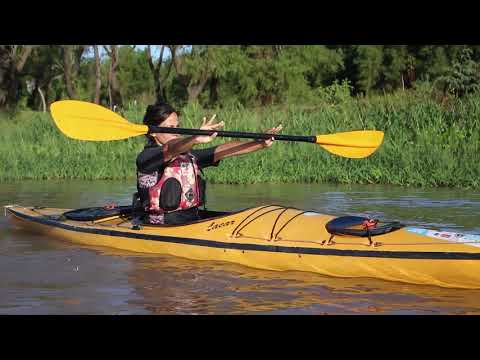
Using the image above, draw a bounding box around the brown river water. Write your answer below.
[1,180,480,314]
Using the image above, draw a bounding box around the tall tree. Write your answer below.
[117,46,154,103]
[0,45,34,110]
[146,45,173,102]
[93,45,102,104]
[229,45,344,106]
[437,47,480,97]
[103,45,123,109]
[168,45,214,103]
[206,45,252,106]
[414,45,451,81]
[62,45,77,98]
[25,46,64,111]
[61,45,87,99]
[244,45,281,105]
[381,45,409,91]
[354,45,384,95]
[293,45,344,88]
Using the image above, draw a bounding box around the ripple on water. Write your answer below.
[1,181,480,314]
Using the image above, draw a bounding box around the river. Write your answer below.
[1,180,479,314]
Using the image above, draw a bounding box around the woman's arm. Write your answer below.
[213,125,283,162]
[162,116,224,162]
[162,136,200,162]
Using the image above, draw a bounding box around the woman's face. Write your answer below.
[152,112,180,144]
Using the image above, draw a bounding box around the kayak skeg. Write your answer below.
[5,204,480,289]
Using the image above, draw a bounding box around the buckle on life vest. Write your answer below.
[185,188,195,201]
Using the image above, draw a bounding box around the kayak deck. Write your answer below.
[5,204,480,289]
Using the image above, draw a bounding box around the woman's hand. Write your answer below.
[261,124,283,148]
[194,114,225,144]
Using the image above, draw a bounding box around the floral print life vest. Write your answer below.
[137,153,201,223]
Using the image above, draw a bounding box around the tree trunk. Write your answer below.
[21,46,63,112]
[16,46,34,72]
[169,45,212,104]
[93,45,101,104]
[63,45,78,99]
[209,76,219,105]
[37,86,46,112]
[187,75,210,103]
[26,79,37,109]
[108,84,113,109]
[147,45,163,102]
[73,46,87,73]
[104,45,122,110]
[2,66,18,109]
[45,82,51,107]
[187,86,202,102]
[154,72,163,102]
[0,45,34,110]
[162,58,174,102]
[0,47,9,107]
[46,74,64,106]
[147,45,177,103]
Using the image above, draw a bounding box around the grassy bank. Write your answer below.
[1,90,479,188]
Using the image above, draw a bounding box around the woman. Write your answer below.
[136,102,282,225]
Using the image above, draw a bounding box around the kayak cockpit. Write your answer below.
[61,205,232,226]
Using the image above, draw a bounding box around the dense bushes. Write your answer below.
[1,85,478,188]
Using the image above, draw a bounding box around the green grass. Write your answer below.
[1,91,479,188]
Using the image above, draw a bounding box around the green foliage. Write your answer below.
[416,46,451,80]
[381,45,409,90]
[117,46,155,101]
[2,44,480,190]
[0,111,145,181]
[6,44,480,111]
[354,45,384,95]
[2,91,479,189]
[201,45,345,107]
[436,48,480,97]
[315,80,353,105]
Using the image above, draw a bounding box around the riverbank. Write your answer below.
[1,90,479,188]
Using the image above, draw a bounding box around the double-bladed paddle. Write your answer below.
[50,100,384,159]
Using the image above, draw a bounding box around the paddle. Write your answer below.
[50,100,384,159]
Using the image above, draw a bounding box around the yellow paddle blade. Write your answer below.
[316,131,384,159]
[50,100,149,141]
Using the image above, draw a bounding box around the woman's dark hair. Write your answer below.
[143,102,178,126]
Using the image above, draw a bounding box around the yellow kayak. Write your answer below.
[5,204,480,289]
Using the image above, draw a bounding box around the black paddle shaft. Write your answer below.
[148,126,317,143]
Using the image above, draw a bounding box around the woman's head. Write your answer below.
[143,102,180,144]
[143,102,178,126]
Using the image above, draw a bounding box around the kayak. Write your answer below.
[5,204,480,289]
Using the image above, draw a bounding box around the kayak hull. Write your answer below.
[5,204,480,289]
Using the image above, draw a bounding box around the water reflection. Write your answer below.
[1,180,480,314]
[121,252,480,315]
